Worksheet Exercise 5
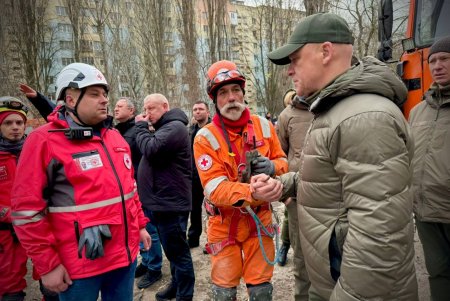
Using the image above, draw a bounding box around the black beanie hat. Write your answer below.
[428,36,450,60]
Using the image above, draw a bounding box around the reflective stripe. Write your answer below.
[204,176,228,198]
[12,210,41,217]
[257,116,271,138]
[198,128,220,151]
[13,213,45,226]
[48,191,135,213]
[279,157,288,163]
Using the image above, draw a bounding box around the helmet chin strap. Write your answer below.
[66,88,88,126]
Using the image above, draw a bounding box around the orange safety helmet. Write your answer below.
[206,60,246,100]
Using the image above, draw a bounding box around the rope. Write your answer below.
[245,206,280,266]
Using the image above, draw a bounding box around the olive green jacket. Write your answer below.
[410,84,450,223]
[280,57,418,301]
[276,101,313,173]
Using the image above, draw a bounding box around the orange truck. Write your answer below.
[378,0,450,118]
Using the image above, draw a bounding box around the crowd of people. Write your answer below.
[1,12,450,301]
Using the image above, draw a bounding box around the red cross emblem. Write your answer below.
[124,153,132,170]
[96,72,104,81]
[197,154,212,171]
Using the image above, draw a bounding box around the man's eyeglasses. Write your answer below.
[0,99,29,114]
[209,70,245,85]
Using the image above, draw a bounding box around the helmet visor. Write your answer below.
[209,70,245,86]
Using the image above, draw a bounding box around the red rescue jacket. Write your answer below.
[11,110,148,279]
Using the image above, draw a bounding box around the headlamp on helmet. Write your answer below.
[0,96,28,116]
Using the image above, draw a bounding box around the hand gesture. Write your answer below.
[19,83,37,98]
[250,174,283,202]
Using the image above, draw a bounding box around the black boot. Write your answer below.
[135,263,148,278]
[155,281,177,301]
[277,243,290,266]
[137,269,162,289]
[1,292,25,301]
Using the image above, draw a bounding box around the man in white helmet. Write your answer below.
[11,63,151,301]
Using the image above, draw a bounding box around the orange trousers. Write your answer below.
[208,209,275,287]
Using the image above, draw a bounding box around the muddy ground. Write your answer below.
[23,203,430,300]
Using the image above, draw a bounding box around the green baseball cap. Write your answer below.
[268,12,354,65]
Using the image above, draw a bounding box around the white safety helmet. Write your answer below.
[56,63,109,101]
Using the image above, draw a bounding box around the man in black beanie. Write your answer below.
[409,35,450,301]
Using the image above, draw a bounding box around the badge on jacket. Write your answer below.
[197,154,213,171]
[74,153,103,171]
[0,165,8,181]
[124,153,132,170]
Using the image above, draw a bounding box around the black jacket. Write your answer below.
[27,92,56,121]
[115,118,141,176]
[189,117,211,183]
[135,108,192,211]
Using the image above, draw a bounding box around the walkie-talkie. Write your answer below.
[48,127,93,140]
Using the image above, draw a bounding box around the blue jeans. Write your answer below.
[140,208,163,272]
[59,260,137,301]
[152,211,195,300]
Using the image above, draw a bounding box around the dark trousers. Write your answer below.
[416,219,450,301]
[188,178,203,242]
[151,211,195,300]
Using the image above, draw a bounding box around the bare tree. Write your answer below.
[66,0,88,61]
[133,0,173,97]
[330,0,378,58]
[3,0,59,102]
[304,0,330,15]
[175,0,201,109]
[203,0,229,63]
[242,1,301,116]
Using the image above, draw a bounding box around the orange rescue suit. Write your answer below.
[193,115,287,287]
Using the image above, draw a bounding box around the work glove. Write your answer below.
[251,155,275,176]
[78,224,112,260]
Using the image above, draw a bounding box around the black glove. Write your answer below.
[78,225,112,260]
[251,155,275,176]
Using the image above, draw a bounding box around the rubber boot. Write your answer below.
[247,282,273,301]
[211,284,237,301]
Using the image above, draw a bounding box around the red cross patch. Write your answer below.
[124,153,132,170]
[197,154,213,171]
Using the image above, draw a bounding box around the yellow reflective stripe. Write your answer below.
[48,191,135,213]
[257,116,271,138]
[204,176,227,198]
[197,128,220,151]
[13,213,45,226]
[12,210,41,217]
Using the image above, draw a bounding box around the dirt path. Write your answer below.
[23,204,430,300]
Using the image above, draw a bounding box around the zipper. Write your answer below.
[101,141,132,263]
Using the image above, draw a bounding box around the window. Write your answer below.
[58,23,72,34]
[62,57,75,66]
[60,40,73,50]
[55,6,68,16]
[125,2,132,10]
[202,12,208,19]
[80,57,94,65]
[91,25,98,34]
[164,32,172,41]
[93,41,102,51]
[81,40,93,52]
[203,25,208,32]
